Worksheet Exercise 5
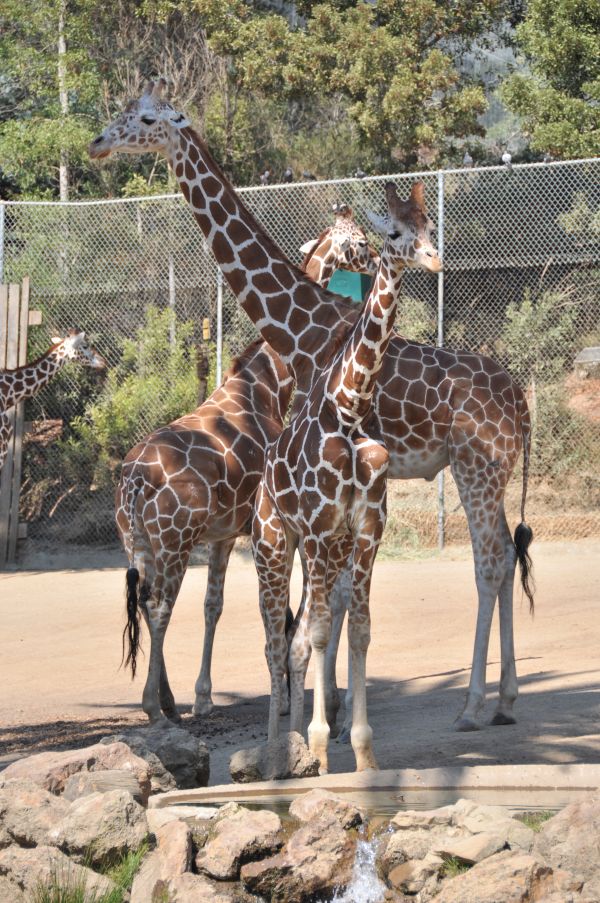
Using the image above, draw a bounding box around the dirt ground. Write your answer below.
[1,540,599,786]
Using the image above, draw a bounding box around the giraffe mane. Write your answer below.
[222,337,266,380]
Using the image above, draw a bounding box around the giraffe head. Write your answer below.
[300,203,380,284]
[367,182,442,273]
[50,330,107,369]
[89,79,190,160]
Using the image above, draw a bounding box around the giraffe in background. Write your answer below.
[300,202,379,287]
[91,80,533,735]
[253,181,441,772]
[1,330,106,473]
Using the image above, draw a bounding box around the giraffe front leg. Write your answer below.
[325,564,351,738]
[288,590,310,736]
[193,537,236,717]
[347,536,378,771]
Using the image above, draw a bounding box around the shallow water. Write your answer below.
[328,834,388,903]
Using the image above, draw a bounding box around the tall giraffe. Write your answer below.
[299,203,379,287]
[254,181,441,772]
[91,81,533,734]
[0,330,106,473]
[117,339,292,723]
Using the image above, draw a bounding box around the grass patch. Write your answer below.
[440,855,472,879]
[33,844,148,903]
[515,810,554,832]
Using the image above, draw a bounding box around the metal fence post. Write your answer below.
[437,170,445,551]
[216,267,223,385]
[0,203,5,283]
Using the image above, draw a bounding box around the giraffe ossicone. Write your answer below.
[91,81,534,742]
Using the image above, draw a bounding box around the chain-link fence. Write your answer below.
[1,158,599,559]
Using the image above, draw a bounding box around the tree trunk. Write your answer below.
[58,0,69,201]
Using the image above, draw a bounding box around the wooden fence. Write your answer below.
[0,278,41,567]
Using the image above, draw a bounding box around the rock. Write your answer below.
[166,873,237,902]
[63,768,144,804]
[389,852,443,894]
[0,741,152,802]
[574,346,600,379]
[0,876,24,903]
[131,819,191,903]
[392,805,455,829]
[434,850,583,903]
[241,815,356,903]
[434,831,507,864]
[107,723,209,789]
[196,802,283,880]
[0,844,116,900]
[0,779,70,849]
[382,824,465,871]
[289,788,364,830]
[451,799,534,852]
[48,789,149,868]
[230,731,319,783]
[533,795,600,898]
[147,804,218,833]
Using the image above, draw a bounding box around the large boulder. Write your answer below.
[451,799,534,852]
[230,731,319,783]
[131,819,191,903]
[0,844,116,900]
[0,741,152,802]
[434,850,584,903]
[433,831,507,865]
[0,875,24,903]
[533,795,600,899]
[196,802,283,881]
[48,789,149,869]
[146,804,218,834]
[0,779,70,849]
[388,852,443,895]
[106,723,209,789]
[165,873,238,902]
[289,789,364,830]
[241,815,357,903]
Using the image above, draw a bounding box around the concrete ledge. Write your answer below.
[148,763,600,809]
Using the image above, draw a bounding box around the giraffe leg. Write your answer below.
[324,565,351,738]
[288,588,310,736]
[491,507,519,726]
[193,537,237,716]
[252,485,294,753]
[347,536,378,771]
[452,459,508,732]
[159,660,181,723]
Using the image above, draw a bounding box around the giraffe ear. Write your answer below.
[365,209,390,237]
[299,239,319,255]
[151,78,168,99]
[142,80,155,98]
[410,180,427,212]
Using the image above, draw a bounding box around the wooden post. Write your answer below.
[0,277,37,568]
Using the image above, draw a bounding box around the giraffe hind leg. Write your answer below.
[490,506,518,726]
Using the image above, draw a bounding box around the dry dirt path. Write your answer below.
[1,541,598,785]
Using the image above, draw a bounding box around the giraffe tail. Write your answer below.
[122,480,143,679]
[514,399,535,614]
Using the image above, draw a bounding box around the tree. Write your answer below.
[501,0,600,158]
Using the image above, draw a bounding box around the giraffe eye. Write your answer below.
[140,116,156,126]
[389,231,401,241]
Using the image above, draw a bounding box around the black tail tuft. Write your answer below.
[514,522,535,615]
[123,567,142,678]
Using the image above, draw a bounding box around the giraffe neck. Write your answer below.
[165,128,356,392]
[0,347,66,412]
[327,259,403,428]
[303,239,337,287]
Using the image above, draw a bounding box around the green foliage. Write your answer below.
[441,855,472,878]
[396,296,437,343]
[32,844,148,903]
[499,288,578,387]
[501,0,600,157]
[60,306,205,490]
[516,810,554,832]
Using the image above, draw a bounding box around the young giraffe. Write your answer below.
[0,330,106,473]
[117,339,293,723]
[299,203,380,286]
[91,80,533,734]
[254,181,441,772]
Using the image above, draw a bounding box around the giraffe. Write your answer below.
[253,181,441,772]
[115,222,374,723]
[117,339,293,723]
[299,203,380,287]
[0,330,106,473]
[90,80,534,736]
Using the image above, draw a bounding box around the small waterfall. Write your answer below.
[329,834,387,903]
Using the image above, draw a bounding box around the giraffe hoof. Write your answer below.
[454,716,480,732]
[166,711,182,725]
[192,699,214,717]
[490,712,517,726]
